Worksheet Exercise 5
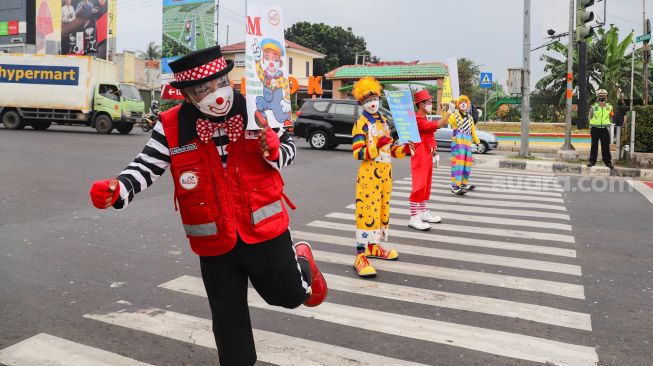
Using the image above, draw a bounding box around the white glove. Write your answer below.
[281,100,291,113]
[433,154,440,168]
[447,102,456,114]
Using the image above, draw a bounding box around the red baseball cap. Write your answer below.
[413,89,432,104]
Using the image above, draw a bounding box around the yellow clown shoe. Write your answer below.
[354,253,377,278]
[365,243,399,261]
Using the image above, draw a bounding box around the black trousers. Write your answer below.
[589,127,612,165]
[199,230,311,366]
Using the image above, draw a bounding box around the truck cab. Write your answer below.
[93,83,145,134]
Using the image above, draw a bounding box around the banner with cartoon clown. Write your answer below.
[245,5,290,130]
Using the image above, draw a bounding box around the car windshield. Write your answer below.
[119,84,143,101]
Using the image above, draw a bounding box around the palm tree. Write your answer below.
[140,42,162,60]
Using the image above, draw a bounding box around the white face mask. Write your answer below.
[363,99,379,114]
[423,103,433,113]
[195,86,234,117]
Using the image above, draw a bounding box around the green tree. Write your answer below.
[285,22,377,76]
[140,42,162,60]
[536,26,645,107]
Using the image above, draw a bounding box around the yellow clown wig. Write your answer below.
[352,77,382,102]
[456,95,471,109]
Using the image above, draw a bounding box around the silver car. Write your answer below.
[427,115,498,154]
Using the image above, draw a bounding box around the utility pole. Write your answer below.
[643,0,649,105]
[226,25,230,46]
[484,89,488,122]
[630,36,637,159]
[215,0,220,45]
[520,0,531,157]
[562,0,575,152]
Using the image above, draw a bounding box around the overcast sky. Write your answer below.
[118,0,649,86]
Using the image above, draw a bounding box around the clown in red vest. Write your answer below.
[407,89,453,231]
[89,46,327,366]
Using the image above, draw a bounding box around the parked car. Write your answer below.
[293,98,397,150]
[428,115,498,154]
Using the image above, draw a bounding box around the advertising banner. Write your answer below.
[245,4,289,129]
[383,89,421,144]
[61,0,110,59]
[161,0,216,100]
[35,0,61,55]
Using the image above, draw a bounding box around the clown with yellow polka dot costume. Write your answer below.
[255,38,291,125]
[351,77,414,278]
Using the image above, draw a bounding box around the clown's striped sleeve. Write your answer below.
[352,116,378,161]
[265,127,296,170]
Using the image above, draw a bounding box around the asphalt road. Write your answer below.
[1,124,652,366]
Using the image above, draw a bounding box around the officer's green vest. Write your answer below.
[589,103,613,127]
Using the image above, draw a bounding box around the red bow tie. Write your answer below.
[196,115,244,144]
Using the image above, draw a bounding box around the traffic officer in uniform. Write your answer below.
[89,45,327,366]
[587,89,614,169]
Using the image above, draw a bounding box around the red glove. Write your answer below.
[403,143,413,155]
[376,136,393,149]
[259,127,280,161]
[90,179,120,209]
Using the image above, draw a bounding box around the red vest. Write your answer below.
[159,105,290,257]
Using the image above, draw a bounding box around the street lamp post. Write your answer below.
[520,0,531,157]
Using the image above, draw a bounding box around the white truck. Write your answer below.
[0,54,145,134]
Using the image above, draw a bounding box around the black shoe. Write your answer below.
[586,163,595,168]
[606,163,614,169]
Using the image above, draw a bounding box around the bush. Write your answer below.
[623,106,653,152]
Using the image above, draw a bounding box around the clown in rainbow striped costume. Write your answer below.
[448,95,480,195]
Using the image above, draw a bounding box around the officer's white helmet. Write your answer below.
[597,89,608,96]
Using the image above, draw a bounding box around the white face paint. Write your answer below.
[196,86,234,117]
[186,76,234,117]
[362,96,380,114]
[459,102,469,112]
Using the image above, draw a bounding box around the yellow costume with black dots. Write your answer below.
[352,113,407,244]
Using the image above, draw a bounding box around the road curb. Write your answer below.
[474,156,653,179]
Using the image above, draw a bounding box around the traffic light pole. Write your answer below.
[561,0,575,151]
[578,40,589,128]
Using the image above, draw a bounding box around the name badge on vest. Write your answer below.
[245,131,259,140]
[170,143,198,155]
[179,171,199,190]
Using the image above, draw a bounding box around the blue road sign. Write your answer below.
[480,72,493,88]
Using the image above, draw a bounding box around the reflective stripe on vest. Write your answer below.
[183,222,218,237]
[252,200,283,225]
[590,104,612,126]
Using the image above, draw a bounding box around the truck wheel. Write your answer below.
[31,121,52,130]
[116,124,134,135]
[95,115,113,134]
[2,110,25,130]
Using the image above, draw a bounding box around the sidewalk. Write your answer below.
[474,154,653,180]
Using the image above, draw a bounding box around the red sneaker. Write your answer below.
[294,241,328,307]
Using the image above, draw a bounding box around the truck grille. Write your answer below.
[131,111,143,118]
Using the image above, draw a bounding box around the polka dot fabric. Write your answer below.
[174,57,228,82]
[196,115,244,144]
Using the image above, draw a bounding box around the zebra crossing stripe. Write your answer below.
[291,230,581,276]
[392,184,565,203]
[427,174,563,188]
[432,170,562,181]
[159,277,598,366]
[389,199,571,220]
[393,180,564,197]
[0,333,153,366]
[392,191,568,211]
[345,204,572,231]
[304,243,584,298]
[85,304,429,366]
[161,273,591,332]
[326,212,576,244]
[307,220,576,258]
